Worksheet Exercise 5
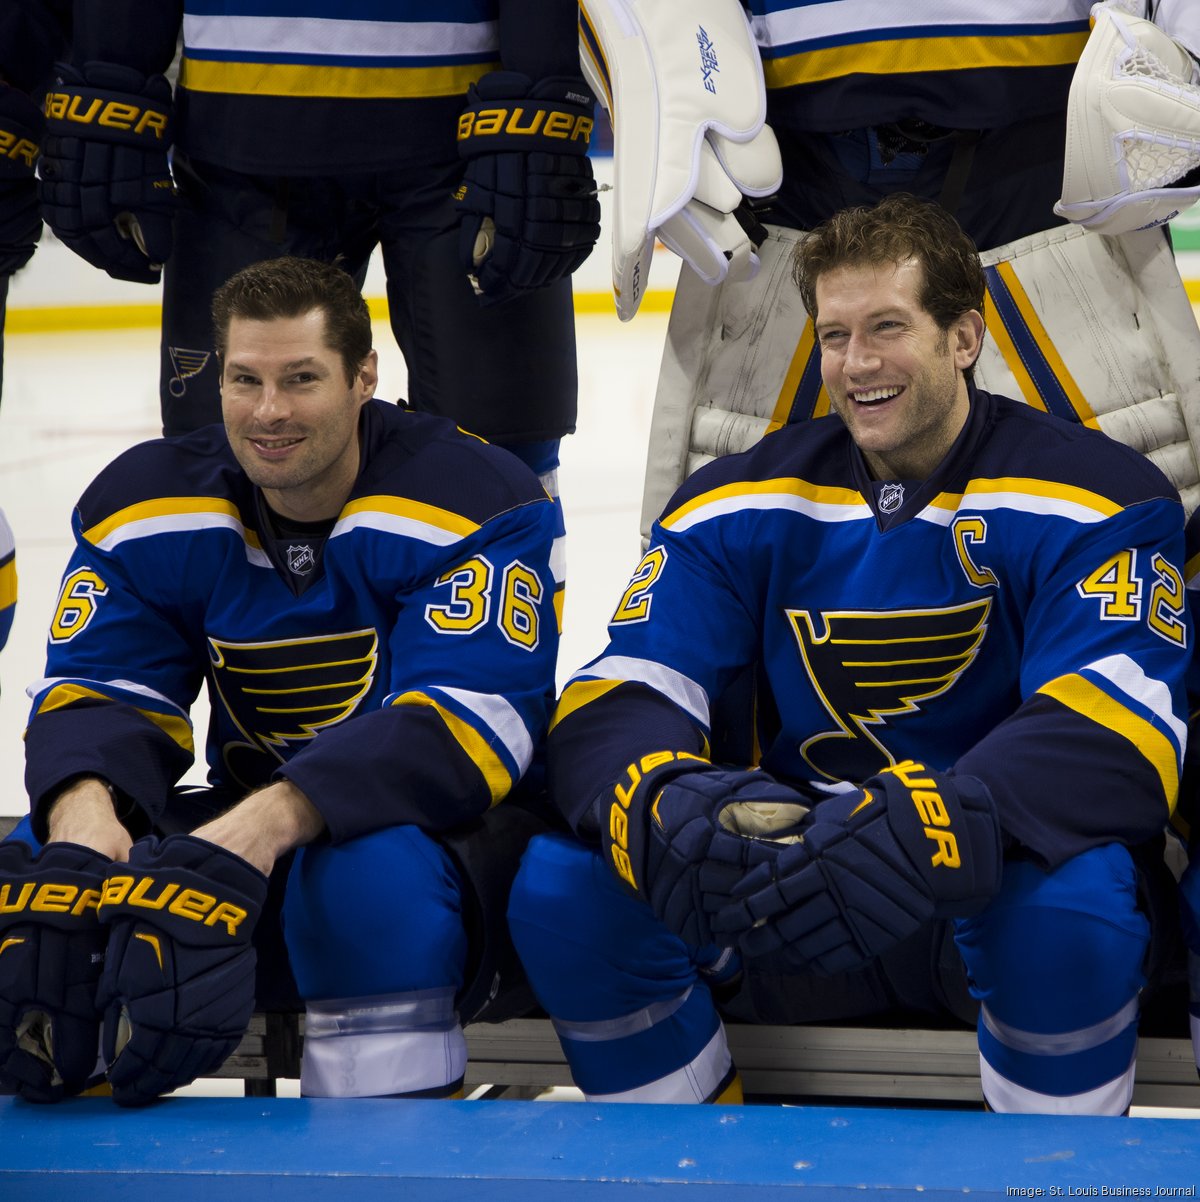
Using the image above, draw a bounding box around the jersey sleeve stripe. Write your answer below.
[572,656,711,728]
[1082,653,1188,752]
[30,681,195,756]
[389,690,512,805]
[422,685,534,776]
[333,496,480,545]
[83,496,264,549]
[551,678,623,732]
[1036,673,1180,813]
[661,479,870,532]
[0,556,15,613]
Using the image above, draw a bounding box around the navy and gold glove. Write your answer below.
[39,61,175,284]
[455,71,601,304]
[712,761,1002,975]
[97,834,266,1107]
[0,84,45,277]
[0,841,110,1102]
[602,752,812,946]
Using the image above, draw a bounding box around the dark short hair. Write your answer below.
[211,257,373,384]
[793,193,986,337]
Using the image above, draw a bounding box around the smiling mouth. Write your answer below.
[849,386,903,406]
[250,436,304,450]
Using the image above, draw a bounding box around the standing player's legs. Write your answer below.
[955,844,1150,1114]
[282,824,471,1098]
[508,832,741,1102]
[158,156,378,436]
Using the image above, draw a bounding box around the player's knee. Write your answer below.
[956,844,1148,1029]
[509,832,701,1021]
[283,825,468,1000]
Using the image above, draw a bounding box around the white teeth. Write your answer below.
[852,387,902,404]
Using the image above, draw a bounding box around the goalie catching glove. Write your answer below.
[711,761,1002,976]
[38,62,175,284]
[97,834,266,1106]
[600,751,813,947]
[579,0,782,319]
[0,842,110,1102]
[0,85,45,278]
[1055,2,1200,234]
[454,71,601,304]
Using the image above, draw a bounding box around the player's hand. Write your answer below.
[454,71,601,305]
[38,61,175,284]
[712,762,1002,975]
[0,841,110,1102]
[97,834,267,1106]
[600,752,813,947]
[0,84,45,277]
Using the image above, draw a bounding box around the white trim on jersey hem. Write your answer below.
[751,1,1086,49]
[978,1050,1135,1115]
[183,15,498,58]
[582,1026,732,1104]
[25,675,192,721]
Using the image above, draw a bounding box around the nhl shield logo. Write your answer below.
[286,544,317,576]
[879,483,905,514]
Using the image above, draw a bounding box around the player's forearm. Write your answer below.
[190,779,325,877]
[45,777,132,860]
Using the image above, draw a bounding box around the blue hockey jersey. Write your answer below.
[551,387,1190,868]
[747,0,1092,133]
[72,0,581,173]
[24,400,560,845]
[0,510,14,652]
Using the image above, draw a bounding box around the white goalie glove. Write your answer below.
[1056,1,1200,234]
[579,0,783,320]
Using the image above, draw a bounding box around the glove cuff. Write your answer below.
[0,842,110,932]
[458,72,594,158]
[874,761,1002,912]
[0,87,43,181]
[98,834,267,947]
[600,750,711,895]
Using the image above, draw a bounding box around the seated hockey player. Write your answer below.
[0,256,560,1106]
[508,194,1191,1115]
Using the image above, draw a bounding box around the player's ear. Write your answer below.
[952,309,985,372]
[356,349,379,401]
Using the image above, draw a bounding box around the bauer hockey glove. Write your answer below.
[601,752,813,947]
[97,834,266,1106]
[455,71,601,304]
[0,841,110,1102]
[39,62,174,284]
[0,85,45,278]
[712,761,1002,976]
